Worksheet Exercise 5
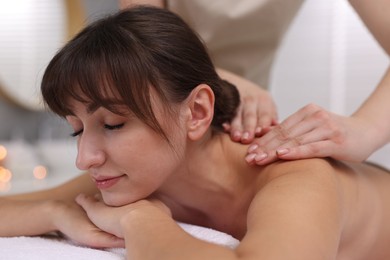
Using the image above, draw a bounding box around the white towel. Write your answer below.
[0,223,239,259]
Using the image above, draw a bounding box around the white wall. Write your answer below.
[270,0,389,168]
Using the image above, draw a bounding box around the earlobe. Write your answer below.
[186,84,215,141]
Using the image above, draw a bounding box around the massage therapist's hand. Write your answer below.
[224,89,278,144]
[76,194,172,238]
[218,71,278,144]
[245,103,376,165]
[51,199,124,248]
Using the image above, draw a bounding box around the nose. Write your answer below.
[75,134,106,171]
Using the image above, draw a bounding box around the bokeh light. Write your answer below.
[0,166,12,182]
[33,165,47,180]
[0,145,7,161]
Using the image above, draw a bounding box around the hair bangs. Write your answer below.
[41,16,168,140]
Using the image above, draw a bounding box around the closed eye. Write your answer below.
[104,123,125,130]
[70,129,83,137]
[70,124,124,137]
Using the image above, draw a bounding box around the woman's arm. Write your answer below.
[5,172,97,201]
[78,159,345,259]
[77,195,238,259]
[121,205,237,260]
[0,173,94,235]
[0,173,123,247]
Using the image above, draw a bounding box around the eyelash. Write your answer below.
[70,123,125,137]
[70,129,83,137]
[104,123,125,130]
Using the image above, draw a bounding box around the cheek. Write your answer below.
[102,129,185,206]
[102,147,181,206]
[115,120,186,171]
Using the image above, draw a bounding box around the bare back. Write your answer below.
[334,161,390,259]
[224,157,390,260]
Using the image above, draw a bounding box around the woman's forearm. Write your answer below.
[0,198,58,236]
[0,173,97,238]
[121,207,237,260]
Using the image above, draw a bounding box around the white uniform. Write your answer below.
[168,0,304,88]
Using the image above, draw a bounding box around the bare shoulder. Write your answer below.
[259,158,339,186]
[237,158,344,259]
[252,158,342,210]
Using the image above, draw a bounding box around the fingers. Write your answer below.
[275,141,334,160]
[75,193,100,211]
[246,130,333,166]
[241,97,260,141]
[228,103,245,142]
[245,104,342,165]
[228,95,278,144]
[85,231,125,249]
[254,116,321,149]
[62,195,125,249]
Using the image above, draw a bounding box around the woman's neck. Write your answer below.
[156,133,261,236]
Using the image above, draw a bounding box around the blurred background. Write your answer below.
[0,0,388,194]
[0,0,119,193]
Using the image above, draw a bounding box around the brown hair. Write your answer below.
[41,6,240,139]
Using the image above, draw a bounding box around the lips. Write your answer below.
[93,175,125,189]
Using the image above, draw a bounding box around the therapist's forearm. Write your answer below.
[216,68,267,95]
[348,0,390,148]
[352,66,390,149]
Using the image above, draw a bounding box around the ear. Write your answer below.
[185,84,215,141]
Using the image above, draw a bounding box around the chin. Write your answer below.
[102,193,136,207]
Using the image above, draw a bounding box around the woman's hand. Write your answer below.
[245,103,377,165]
[51,199,124,248]
[75,194,172,238]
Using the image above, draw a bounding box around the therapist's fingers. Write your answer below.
[245,103,340,165]
[228,95,278,144]
[254,116,322,149]
[275,141,335,160]
[246,126,334,165]
[239,96,259,143]
[253,103,319,146]
[226,103,244,142]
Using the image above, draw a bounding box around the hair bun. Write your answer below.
[212,79,240,131]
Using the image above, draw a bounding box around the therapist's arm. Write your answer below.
[348,0,390,148]
[246,0,390,165]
